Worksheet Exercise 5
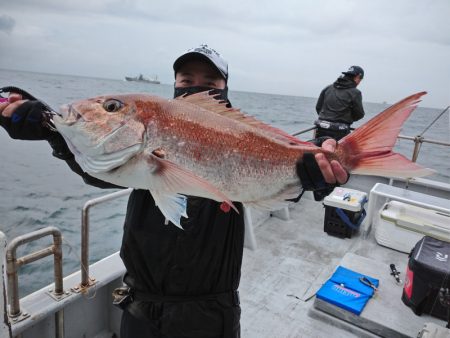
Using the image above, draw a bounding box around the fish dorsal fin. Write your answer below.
[176,91,313,146]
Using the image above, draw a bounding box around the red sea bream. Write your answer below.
[53,91,433,228]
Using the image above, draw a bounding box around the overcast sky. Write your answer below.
[0,0,449,108]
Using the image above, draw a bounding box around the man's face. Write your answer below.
[175,60,226,89]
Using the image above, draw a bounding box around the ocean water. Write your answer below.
[0,69,448,296]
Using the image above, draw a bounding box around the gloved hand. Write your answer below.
[296,153,336,201]
[0,98,74,160]
[296,137,350,201]
[0,100,53,140]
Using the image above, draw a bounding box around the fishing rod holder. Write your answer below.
[411,135,424,163]
[6,226,64,320]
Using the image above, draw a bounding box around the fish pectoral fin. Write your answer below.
[152,192,188,229]
[149,154,238,213]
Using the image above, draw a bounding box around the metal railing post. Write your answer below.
[397,134,450,162]
[411,136,424,163]
[6,226,64,338]
[80,188,132,287]
[0,231,11,337]
[6,226,63,317]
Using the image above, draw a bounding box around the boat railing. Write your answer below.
[6,226,65,337]
[396,134,450,162]
[293,104,450,163]
[80,188,132,287]
[293,126,450,162]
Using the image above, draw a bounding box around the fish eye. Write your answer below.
[103,99,123,113]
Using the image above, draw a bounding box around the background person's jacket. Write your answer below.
[316,76,365,124]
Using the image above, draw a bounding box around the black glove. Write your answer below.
[0,99,75,160]
[296,153,351,201]
[296,152,329,187]
[297,152,344,201]
[298,136,352,201]
[0,100,53,140]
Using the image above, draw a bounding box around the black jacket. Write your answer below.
[315,76,365,124]
[60,141,244,337]
[121,190,244,337]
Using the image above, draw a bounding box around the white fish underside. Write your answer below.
[56,117,301,228]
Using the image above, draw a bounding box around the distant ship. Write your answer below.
[125,74,160,84]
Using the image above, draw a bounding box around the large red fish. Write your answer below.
[53,91,433,228]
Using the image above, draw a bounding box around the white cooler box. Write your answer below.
[323,187,368,238]
[374,200,450,253]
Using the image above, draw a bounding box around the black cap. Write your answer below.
[342,65,364,79]
[173,44,228,81]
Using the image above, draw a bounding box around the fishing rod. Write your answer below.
[292,125,355,137]
[419,105,449,137]
[292,126,316,137]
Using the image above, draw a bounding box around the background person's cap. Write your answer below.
[342,65,364,79]
[173,44,228,81]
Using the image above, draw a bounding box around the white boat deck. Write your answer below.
[239,192,448,337]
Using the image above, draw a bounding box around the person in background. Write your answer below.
[0,44,348,338]
[315,65,365,140]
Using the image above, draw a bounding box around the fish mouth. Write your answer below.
[57,104,84,125]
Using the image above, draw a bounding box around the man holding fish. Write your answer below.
[2,44,430,337]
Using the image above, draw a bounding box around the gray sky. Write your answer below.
[0,0,449,108]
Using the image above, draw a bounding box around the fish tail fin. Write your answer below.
[338,91,435,178]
